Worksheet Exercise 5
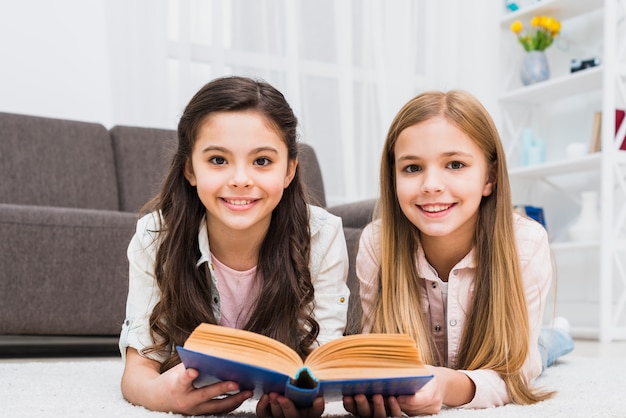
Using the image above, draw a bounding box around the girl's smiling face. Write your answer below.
[394,116,494,247]
[185,110,296,238]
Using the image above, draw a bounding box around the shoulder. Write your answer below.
[361,218,381,237]
[356,219,382,263]
[359,219,382,248]
[308,204,343,236]
[131,211,163,250]
[136,211,162,235]
[513,212,550,261]
[137,210,161,230]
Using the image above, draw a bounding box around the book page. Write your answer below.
[304,333,429,380]
[184,323,303,377]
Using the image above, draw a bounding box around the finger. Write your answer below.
[268,392,285,418]
[195,389,253,416]
[274,395,298,418]
[256,394,272,418]
[342,396,358,415]
[353,394,373,417]
[195,380,240,399]
[370,394,388,418]
[309,396,325,418]
[175,364,198,388]
[385,396,403,417]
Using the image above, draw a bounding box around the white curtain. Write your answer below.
[104,0,501,204]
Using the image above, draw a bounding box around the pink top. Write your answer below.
[357,213,552,409]
[212,254,260,329]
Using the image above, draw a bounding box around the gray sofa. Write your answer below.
[0,112,375,357]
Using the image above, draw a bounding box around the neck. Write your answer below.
[420,233,472,281]
[206,223,267,272]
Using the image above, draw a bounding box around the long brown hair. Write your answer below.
[142,76,318,371]
[374,89,553,404]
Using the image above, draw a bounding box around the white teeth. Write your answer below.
[225,199,252,205]
[422,204,450,213]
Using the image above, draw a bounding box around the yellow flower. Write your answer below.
[549,20,561,35]
[531,16,541,27]
[511,15,560,52]
[511,20,523,34]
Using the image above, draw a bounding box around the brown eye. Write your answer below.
[254,157,271,166]
[209,156,227,165]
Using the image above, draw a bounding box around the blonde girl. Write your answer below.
[346,90,571,417]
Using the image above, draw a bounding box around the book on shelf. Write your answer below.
[617,109,626,150]
[176,323,433,407]
[514,205,546,230]
[589,109,626,152]
[589,111,602,153]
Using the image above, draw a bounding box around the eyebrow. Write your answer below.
[396,151,474,161]
[200,145,279,155]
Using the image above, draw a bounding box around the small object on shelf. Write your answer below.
[588,110,626,152]
[514,205,547,229]
[568,191,601,242]
[520,50,550,85]
[510,15,560,86]
[570,57,601,73]
[521,128,545,166]
[589,111,602,153]
[616,109,626,150]
[566,142,588,159]
[505,0,519,12]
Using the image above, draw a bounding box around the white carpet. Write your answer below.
[1,355,624,417]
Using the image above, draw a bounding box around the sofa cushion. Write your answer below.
[0,112,119,210]
[343,227,363,335]
[110,125,177,213]
[0,204,136,335]
[297,143,327,208]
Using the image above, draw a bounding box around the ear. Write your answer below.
[284,158,298,189]
[184,159,197,186]
[482,162,497,197]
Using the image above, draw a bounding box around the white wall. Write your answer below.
[0,0,114,125]
[0,0,502,202]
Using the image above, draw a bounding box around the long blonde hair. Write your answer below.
[373,90,553,404]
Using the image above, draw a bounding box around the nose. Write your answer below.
[420,168,443,193]
[228,165,253,188]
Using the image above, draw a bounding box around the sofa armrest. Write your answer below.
[0,204,137,337]
[327,198,377,229]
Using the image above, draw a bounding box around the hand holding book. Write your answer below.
[177,323,433,407]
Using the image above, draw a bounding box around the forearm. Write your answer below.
[432,366,476,407]
[121,348,164,410]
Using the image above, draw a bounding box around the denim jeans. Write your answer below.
[538,328,575,372]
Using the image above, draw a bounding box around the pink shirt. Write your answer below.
[357,213,552,409]
[212,254,260,329]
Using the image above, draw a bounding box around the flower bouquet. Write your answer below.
[510,16,561,51]
[510,16,561,85]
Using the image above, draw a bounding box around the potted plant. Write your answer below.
[510,16,561,85]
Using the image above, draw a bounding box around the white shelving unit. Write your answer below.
[498,0,626,342]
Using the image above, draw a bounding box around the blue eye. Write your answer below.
[448,161,464,169]
[404,164,421,173]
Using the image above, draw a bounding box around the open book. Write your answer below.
[176,323,433,407]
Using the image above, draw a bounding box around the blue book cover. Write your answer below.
[176,325,433,408]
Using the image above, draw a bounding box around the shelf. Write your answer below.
[499,0,626,342]
[499,66,602,104]
[509,153,601,178]
[551,241,600,251]
[500,0,604,27]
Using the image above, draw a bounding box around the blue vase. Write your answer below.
[520,51,550,86]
